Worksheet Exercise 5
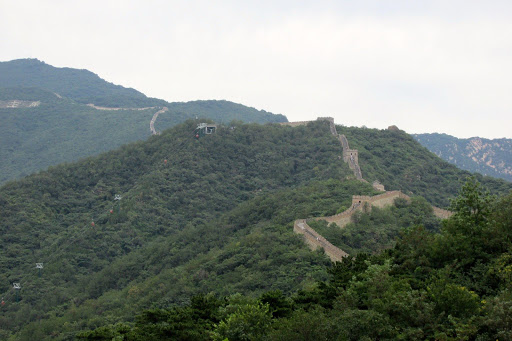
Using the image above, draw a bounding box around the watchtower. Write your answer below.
[343,149,359,165]
[195,123,217,138]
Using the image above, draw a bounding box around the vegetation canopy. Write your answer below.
[0,117,511,340]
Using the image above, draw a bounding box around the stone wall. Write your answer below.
[432,206,453,219]
[289,121,454,262]
[310,190,452,231]
[293,219,348,262]
[343,149,359,165]
[278,121,312,127]
[279,117,336,130]
[0,100,40,108]
[353,190,409,208]
[372,181,385,192]
[338,134,365,181]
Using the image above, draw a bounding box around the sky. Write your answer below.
[1,0,512,138]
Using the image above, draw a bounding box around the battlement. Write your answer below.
[279,117,335,128]
[292,123,453,262]
[278,121,311,127]
[343,149,359,164]
[372,180,385,191]
[293,219,348,262]
[316,117,334,123]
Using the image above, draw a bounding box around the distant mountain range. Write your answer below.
[412,133,512,182]
[0,59,286,184]
[0,58,163,107]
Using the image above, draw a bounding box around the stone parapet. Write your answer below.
[293,219,348,262]
[432,206,454,219]
[278,121,312,127]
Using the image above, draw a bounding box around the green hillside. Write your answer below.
[1,120,511,340]
[80,184,512,341]
[0,88,285,184]
[0,59,286,184]
[337,126,511,207]
[0,59,160,107]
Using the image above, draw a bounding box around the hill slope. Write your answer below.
[0,59,286,184]
[338,126,511,207]
[0,58,159,107]
[1,120,511,339]
[412,133,512,182]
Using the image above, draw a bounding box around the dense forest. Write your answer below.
[79,180,512,340]
[0,59,160,107]
[0,89,284,184]
[0,83,285,185]
[1,120,511,340]
[337,126,511,207]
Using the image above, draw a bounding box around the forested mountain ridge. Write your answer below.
[0,58,160,107]
[1,119,511,339]
[0,59,286,184]
[413,132,512,182]
[338,126,511,207]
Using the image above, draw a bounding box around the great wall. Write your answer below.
[150,107,168,135]
[1,98,167,136]
[0,100,40,108]
[281,118,453,262]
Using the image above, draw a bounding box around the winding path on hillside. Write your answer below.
[86,104,158,111]
[0,100,40,108]
[150,107,168,135]
[286,118,453,262]
[85,104,168,136]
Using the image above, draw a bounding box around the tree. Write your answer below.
[449,176,493,230]
[213,295,272,341]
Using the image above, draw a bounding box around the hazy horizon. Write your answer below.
[2,1,511,139]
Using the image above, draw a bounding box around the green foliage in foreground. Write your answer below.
[0,120,354,339]
[78,179,512,340]
[2,116,512,339]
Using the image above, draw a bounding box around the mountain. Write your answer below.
[412,133,512,182]
[0,58,161,108]
[1,119,511,339]
[0,59,287,184]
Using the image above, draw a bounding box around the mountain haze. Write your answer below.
[0,59,286,184]
[413,133,512,182]
[0,58,160,107]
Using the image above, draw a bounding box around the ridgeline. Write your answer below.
[0,59,286,184]
[1,118,511,340]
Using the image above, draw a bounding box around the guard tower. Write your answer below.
[195,123,217,138]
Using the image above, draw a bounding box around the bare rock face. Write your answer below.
[388,125,400,132]
[412,133,512,182]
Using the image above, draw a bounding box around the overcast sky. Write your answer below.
[1,0,511,138]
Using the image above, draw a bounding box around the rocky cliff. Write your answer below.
[413,133,512,182]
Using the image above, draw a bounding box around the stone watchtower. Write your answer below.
[343,149,359,165]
